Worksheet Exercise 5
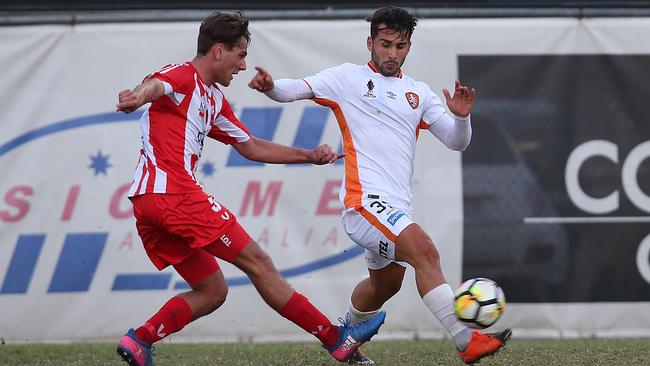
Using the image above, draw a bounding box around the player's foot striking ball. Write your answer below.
[457,328,512,364]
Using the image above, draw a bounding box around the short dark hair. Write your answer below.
[367,6,417,40]
[197,11,251,55]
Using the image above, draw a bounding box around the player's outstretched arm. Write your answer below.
[116,78,166,114]
[248,66,314,102]
[233,137,343,165]
[426,80,475,151]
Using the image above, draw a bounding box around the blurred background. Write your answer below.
[0,0,649,343]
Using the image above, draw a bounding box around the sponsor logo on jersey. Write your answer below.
[405,92,419,109]
[386,91,397,99]
[364,79,376,99]
[387,211,404,226]
[198,98,207,117]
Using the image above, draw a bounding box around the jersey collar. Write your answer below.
[367,61,403,79]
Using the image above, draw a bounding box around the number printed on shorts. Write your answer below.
[370,200,390,214]
[208,196,231,220]
[207,196,222,212]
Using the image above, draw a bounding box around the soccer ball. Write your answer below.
[453,278,506,329]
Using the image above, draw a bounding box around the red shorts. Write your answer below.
[131,192,251,281]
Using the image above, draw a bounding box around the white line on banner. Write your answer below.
[523,216,650,224]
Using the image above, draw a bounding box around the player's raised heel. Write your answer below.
[325,311,386,362]
[116,328,156,366]
[457,328,512,364]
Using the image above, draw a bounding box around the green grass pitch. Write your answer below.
[1,339,648,365]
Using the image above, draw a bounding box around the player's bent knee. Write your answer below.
[193,272,228,296]
[409,241,440,269]
[189,281,229,317]
[207,288,228,313]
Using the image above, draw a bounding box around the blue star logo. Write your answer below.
[88,150,112,176]
[201,161,216,177]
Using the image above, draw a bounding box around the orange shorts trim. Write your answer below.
[358,207,398,242]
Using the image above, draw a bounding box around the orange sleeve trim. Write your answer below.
[358,207,398,243]
[312,97,363,209]
[416,119,429,141]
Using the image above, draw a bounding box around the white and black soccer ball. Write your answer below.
[453,278,506,329]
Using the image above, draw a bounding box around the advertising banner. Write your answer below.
[0,17,649,341]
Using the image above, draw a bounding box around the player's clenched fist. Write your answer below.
[116,89,141,114]
[308,144,344,165]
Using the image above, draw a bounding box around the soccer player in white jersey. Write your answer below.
[249,6,511,365]
[114,11,385,366]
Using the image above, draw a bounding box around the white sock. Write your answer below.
[347,301,379,325]
[422,283,473,351]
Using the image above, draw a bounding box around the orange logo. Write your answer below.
[405,92,419,109]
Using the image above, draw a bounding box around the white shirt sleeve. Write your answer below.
[264,79,314,102]
[421,89,472,151]
[303,63,352,101]
[428,113,472,151]
[161,81,174,95]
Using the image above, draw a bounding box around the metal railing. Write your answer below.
[2,6,650,26]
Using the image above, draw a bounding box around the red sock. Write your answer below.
[277,292,339,346]
[135,296,193,345]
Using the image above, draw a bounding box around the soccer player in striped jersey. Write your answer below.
[114,11,385,366]
[250,6,511,365]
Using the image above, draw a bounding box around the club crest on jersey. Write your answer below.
[198,98,207,117]
[364,79,376,99]
[405,92,419,109]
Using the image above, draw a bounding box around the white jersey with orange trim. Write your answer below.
[128,62,251,197]
[303,62,468,212]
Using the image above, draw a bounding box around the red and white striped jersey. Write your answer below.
[128,62,251,197]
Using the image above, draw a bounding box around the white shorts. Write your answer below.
[342,197,413,270]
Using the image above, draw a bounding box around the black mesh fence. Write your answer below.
[460,55,650,302]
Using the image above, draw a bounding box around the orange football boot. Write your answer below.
[457,328,512,364]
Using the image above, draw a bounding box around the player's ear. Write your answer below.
[211,43,224,61]
[367,36,373,52]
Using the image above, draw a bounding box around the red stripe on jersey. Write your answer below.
[190,154,199,177]
[134,151,147,195]
[146,95,192,193]
[129,62,251,197]
[144,155,157,193]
